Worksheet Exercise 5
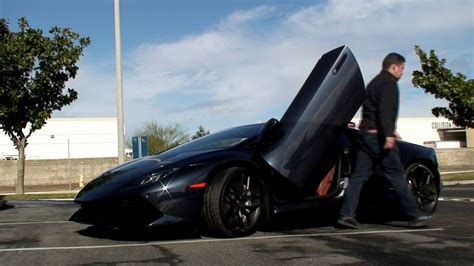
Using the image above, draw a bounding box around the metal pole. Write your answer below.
[68,138,71,190]
[114,0,125,164]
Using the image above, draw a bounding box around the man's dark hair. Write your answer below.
[382,52,405,70]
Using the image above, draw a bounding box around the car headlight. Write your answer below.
[139,168,179,186]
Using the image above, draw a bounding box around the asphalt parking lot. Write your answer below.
[0,185,473,265]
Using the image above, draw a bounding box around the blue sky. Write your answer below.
[1,0,473,136]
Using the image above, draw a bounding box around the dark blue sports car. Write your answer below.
[70,46,441,237]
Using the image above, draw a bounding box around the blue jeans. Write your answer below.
[339,130,422,219]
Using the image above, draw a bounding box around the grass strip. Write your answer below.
[441,171,474,181]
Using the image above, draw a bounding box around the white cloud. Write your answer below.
[59,60,116,118]
[217,5,276,30]
[62,0,473,134]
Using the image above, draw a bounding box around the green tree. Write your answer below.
[0,18,90,194]
[192,124,210,140]
[412,45,473,128]
[134,122,190,155]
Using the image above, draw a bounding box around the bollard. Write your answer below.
[79,174,84,188]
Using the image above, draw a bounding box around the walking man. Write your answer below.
[337,53,431,229]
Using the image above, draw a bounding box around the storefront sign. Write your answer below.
[432,121,455,129]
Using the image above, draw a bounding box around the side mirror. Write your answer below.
[256,118,283,149]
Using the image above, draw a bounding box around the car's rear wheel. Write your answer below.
[406,163,439,214]
[203,167,269,237]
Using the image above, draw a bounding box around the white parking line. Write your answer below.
[0,228,443,253]
[0,221,70,226]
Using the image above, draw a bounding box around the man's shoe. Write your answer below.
[337,216,360,229]
[409,215,431,228]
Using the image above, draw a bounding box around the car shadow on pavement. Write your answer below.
[75,202,411,241]
[75,206,343,241]
[76,225,202,241]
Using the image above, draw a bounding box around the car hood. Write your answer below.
[75,149,214,200]
[262,45,365,188]
[101,149,214,183]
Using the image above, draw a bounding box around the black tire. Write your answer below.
[406,163,439,214]
[203,167,269,237]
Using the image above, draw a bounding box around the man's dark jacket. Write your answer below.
[359,70,399,138]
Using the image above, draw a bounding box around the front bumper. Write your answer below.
[70,186,206,228]
[70,195,163,227]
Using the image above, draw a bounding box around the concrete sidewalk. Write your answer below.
[0,190,79,196]
[440,167,474,185]
[0,184,80,195]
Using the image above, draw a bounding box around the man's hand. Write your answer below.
[384,137,397,149]
[394,132,402,140]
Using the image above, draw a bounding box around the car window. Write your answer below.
[165,124,262,153]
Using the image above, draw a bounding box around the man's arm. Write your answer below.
[377,82,398,138]
[377,81,399,149]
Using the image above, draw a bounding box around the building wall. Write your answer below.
[0,117,118,160]
[351,117,462,146]
[436,148,474,168]
[0,157,118,187]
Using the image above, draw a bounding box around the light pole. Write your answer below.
[114,0,125,164]
[67,138,70,160]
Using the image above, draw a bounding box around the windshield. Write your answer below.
[162,123,263,154]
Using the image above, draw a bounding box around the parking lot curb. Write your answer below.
[443,180,474,186]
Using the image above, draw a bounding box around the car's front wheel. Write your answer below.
[203,167,269,237]
[406,163,439,214]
